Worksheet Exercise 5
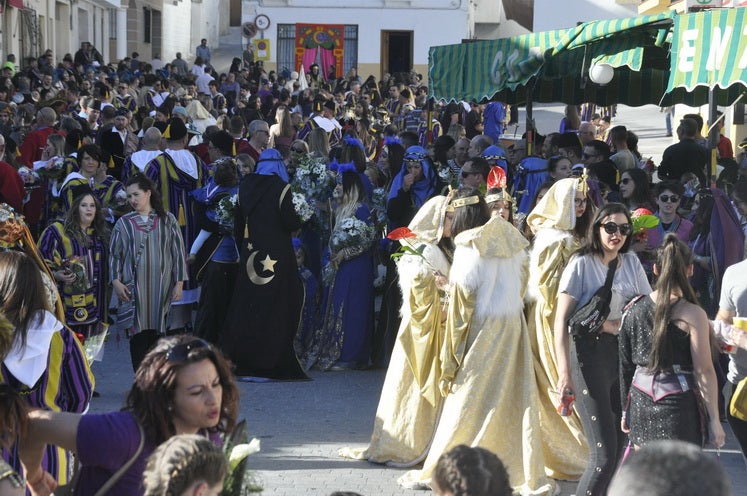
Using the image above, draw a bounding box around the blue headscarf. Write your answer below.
[255,149,289,183]
[387,145,438,208]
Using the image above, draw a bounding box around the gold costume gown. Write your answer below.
[525,177,590,480]
[339,196,451,466]
[401,216,555,496]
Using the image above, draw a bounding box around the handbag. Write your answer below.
[730,376,747,421]
[567,257,618,336]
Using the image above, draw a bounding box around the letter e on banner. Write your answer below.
[679,29,699,72]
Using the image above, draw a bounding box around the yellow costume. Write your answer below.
[339,196,451,465]
[526,178,589,479]
[401,215,555,496]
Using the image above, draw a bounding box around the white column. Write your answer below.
[116,7,127,60]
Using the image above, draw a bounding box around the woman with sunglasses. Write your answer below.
[523,177,593,480]
[619,234,725,450]
[554,203,651,496]
[634,182,693,281]
[400,188,554,495]
[19,335,239,496]
[618,169,654,212]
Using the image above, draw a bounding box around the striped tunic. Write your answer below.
[1,318,94,485]
[37,221,109,337]
[110,211,188,334]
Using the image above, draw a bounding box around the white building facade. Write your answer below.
[240,0,639,81]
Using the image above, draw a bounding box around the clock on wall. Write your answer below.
[254,14,271,31]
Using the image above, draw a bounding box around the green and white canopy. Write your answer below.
[662,7,747,106]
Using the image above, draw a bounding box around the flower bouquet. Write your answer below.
[17,166,41,191]
[329,217,376,254]
[292,192,314,223]
[630,208,659,244]
[220,420,262,495]
[371,187,388,229]
[33,157,66,181]
[292,154,336,203]
[216,193,238,232]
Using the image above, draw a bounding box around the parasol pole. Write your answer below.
[525,77,535,156]
[707,87,718,187]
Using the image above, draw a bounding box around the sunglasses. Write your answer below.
[601,222,632,236]
[620,178,632,185]
[659,194,680,203]
[573,197,585,206]
[166,338,210,362]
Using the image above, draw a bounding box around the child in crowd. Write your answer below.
[293,237,320,357]
[432,445,512,496]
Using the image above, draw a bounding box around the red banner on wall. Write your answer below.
[294,24,345,79]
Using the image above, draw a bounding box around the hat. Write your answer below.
[115,107,129,117]
[89,99,102,111]
[323,100,336,111]
[172,105,187,117]
[481,145,507,160]
[163,118,188,140]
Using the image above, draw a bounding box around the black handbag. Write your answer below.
[567,257,618,336]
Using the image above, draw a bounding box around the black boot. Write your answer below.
[129,329,160,372]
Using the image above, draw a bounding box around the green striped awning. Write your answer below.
[428,12,674,106]
[662,7,747,106]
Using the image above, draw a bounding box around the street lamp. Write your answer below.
[589,63,614,86]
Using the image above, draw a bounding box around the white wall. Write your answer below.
[242,0,470,67]
[533,0,638,31]
[161,0,193,62]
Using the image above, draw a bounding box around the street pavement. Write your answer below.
[87,34,747,494]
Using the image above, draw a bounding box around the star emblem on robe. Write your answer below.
[247,242,253,251]
[260,255,277,273]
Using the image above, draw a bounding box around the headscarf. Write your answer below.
[408,195,450,245]
[255,149,289,183]
[527,177,586,233]
[387,145,439,208]
[514,156,550,213]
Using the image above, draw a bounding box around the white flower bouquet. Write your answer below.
[216,193,238,226]
[292,192,314,223]
[329,217,375,254]
[33,156,66,180]
[292,154,336,203]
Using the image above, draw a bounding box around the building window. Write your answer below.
[143,7,151,43]
[276,24,358,76]
[343,25,358,76]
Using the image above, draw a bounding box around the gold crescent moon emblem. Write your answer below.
[246,250,276,285]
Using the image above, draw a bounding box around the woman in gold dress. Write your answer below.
[339,194,453,465]
[524,177,594,480]
[401,188,555,496]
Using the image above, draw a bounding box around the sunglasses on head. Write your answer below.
[166,338,210,362]
[601,222,632,236]
[659,194,680,203]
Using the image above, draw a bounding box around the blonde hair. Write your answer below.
[143,434,227,496]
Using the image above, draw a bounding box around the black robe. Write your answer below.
[220,174,308,379]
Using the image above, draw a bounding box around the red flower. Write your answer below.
[387,227,417,241]
[75,332,86,345]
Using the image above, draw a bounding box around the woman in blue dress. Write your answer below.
[305,168,375,370]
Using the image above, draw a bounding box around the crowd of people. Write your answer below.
[0,44,746,495]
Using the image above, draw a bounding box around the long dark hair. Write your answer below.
[621,168,653,209]
[126,174,167,218]
[64,193,110,245]
[125,335,239,445]
[689,188,714,240]
[648,234,698,372]
[450,187,490,240]
[0,251,50,349]
[576,202,633,257]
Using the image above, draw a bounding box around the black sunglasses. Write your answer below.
[659,194,680,203]
[601,222,632,236]
[166,338,210,362]
[620,178,632,185]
